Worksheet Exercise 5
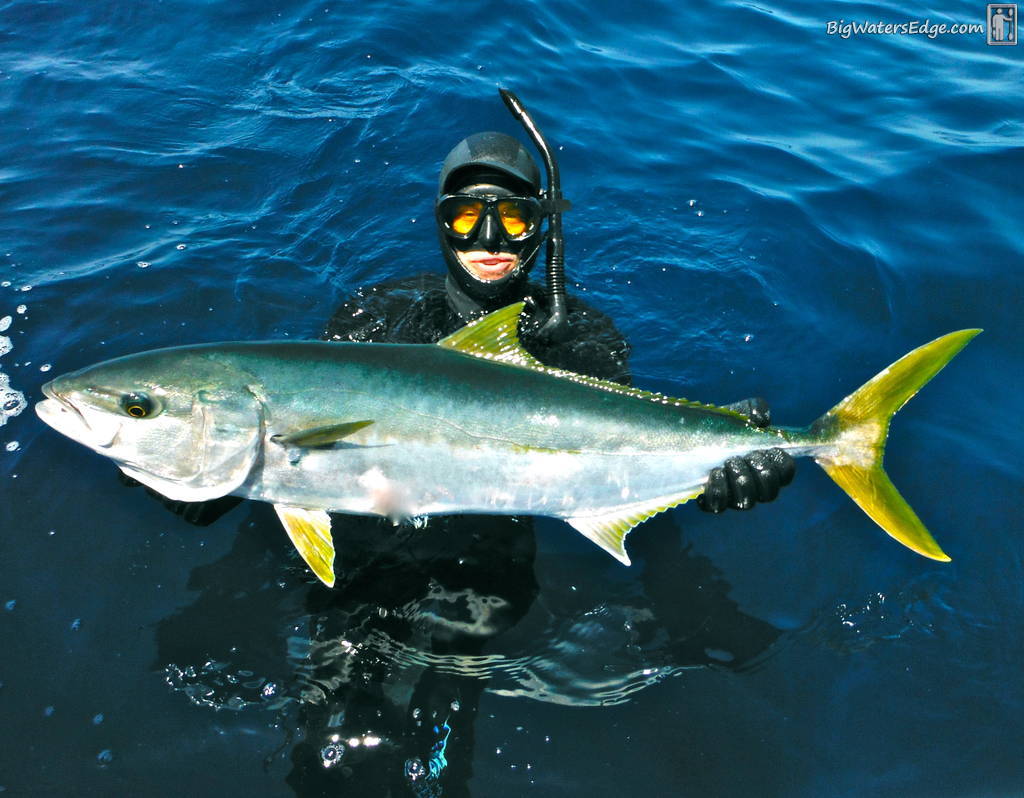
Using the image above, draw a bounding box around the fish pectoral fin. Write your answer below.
[566,490,703,566]
[271,420,374,448]
[274,504,336,587]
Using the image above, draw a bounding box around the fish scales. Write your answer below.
[35,302,980,586]
[213,341,769,518]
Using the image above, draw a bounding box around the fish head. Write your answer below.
[36,346,263,502]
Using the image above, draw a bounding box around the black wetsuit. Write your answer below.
[276,276,781,798]
[322,272,631,385]
[283,274,630,797]
[141,272,784,798]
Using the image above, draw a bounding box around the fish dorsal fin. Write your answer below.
[566,489,703,565]
[274,504,336,587]
[272,420,374,448]
[438,302,543,368]
[438,303,749,419]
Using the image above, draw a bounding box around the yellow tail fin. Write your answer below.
[812,329,981,561]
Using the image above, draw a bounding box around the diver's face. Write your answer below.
[444,183,532,282]
[456,249,519,281]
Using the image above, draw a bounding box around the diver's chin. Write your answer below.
[456,250,520,282]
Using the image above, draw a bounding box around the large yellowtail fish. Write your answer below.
[35,304,979,587]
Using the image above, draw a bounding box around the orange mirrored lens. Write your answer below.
[498,201,531,236]
[449,201,483,235]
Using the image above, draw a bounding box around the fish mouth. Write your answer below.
[39,376,91,434]
[41,380,91,430]
[37,380,120,449]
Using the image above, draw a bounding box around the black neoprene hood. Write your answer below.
[436,132,545,307]
[438,131,542,195]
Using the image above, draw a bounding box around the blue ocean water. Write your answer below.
[1,0,1021,794]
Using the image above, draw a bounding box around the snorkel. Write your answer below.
[499,89,571,340]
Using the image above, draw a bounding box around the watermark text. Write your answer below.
[825,19,984,39]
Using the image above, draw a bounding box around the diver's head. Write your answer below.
[436,132,545,310]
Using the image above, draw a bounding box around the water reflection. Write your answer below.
[154,502,781,796]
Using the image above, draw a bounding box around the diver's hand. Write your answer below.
[723,397,771,428]
[698,448,796,513]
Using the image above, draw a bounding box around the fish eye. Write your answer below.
[121,392,155,418]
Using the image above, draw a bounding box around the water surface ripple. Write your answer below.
[1,0,1021,795]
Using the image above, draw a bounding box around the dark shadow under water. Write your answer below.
[154,502,783,797]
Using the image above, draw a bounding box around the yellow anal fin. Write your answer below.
[566,490,702,566]
[274,504,336,587]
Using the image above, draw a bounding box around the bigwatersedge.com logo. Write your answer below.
[825,19,983,39]
[987,4,1017,44]
[825,5,1016,44]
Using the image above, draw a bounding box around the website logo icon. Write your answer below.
[987,4,1017,44]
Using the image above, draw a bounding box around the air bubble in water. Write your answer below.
[405,758,427,782]
[320,741,345,768]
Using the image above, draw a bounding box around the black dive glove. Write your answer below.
[117,470,243,526]
[722,396,772,429]
[697,398,796,513]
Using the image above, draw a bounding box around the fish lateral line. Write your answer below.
[438,302,752,421]
[33,301,981,584]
